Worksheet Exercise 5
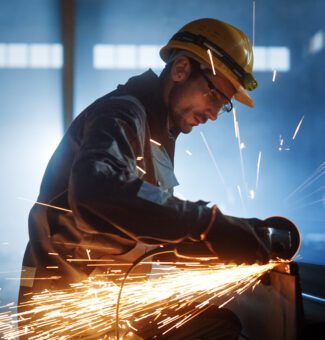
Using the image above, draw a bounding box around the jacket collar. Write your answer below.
[112,69,177,161]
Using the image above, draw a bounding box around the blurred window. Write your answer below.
[0,43,63,68]
[93,44,290,71]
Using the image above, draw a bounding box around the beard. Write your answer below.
[167,83,194,134]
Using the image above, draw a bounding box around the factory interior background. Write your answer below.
[0,0,324,325]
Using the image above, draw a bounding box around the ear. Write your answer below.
[170,56,192,83]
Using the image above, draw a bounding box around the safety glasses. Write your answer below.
[199,69,233,115]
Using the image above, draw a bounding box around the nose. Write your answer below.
[206,110,218,121]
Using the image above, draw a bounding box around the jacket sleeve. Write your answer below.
[68,97,212,244]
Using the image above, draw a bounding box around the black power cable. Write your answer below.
[115,245,176,340]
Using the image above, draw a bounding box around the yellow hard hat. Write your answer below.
[160,18,257,107]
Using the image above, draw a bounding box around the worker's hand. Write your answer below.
[203,208,270,264]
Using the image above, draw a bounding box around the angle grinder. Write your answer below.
[174,216,301,262]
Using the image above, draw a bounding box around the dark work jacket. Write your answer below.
[19,70,212,294]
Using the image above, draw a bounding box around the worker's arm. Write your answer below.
[68,97,211,244]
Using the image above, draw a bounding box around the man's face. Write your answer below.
[168,67,236,133]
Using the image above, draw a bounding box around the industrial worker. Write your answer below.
[19,18,270,339]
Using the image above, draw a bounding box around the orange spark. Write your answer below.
[136,165,146,175]
[149,139,161,146]
[207,49,216,75]
[292,115,305,140]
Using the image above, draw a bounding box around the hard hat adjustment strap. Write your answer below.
[170,31,257,90]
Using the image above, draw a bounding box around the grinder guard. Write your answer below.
[258,216,300,260]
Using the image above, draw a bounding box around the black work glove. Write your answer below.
[203,208,270,264]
